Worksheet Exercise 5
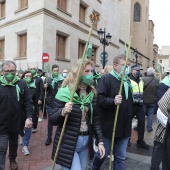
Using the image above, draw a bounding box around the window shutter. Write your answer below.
[79,5,85,22]
[0,39,5,59]
[1,1,5,17]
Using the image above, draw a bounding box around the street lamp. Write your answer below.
[133,48,139,65]
[97,28,112,69]
[152,60,155,68]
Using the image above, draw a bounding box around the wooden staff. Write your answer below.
[108,36,132,170]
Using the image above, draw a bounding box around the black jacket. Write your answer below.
[162,116,170,170]
[0,79,32,134]
[97,73,133,139]
[49,89,103,168]
[142,76,159,104]
[46,77,63,107]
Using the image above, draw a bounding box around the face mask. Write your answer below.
[135,71,140,77]
[4,73,15,82]
[30,69,36,75]
[62,73,68,78]
[25,77,31,83]
[53,72,59,77]
[80,73,93,86]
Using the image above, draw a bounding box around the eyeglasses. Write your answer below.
[3,70,16,73]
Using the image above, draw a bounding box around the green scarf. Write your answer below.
[110,69,132,100]
[0,76,22,101]
[55,85,94,123]
[27,79,36,88]
[33,73,39,78]
[0,75,20,86]
[93,71,101,86]
[161,74,170,87]
[51,74,64,89]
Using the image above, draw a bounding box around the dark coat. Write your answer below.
[49,89,103,169]
[162,116,170,170]
[0,79,32,135]
[97,73,133,139]
[46,77,63,107]
[157,83,169,102]
[142,76,159,104]
[33,76,44,113]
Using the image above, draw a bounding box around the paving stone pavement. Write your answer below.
[5,115,159,170]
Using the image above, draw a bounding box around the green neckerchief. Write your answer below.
[0,76,22,101]
[27,79,36,88]
[161,74,170,87]
[110,69,132,100]
[55,85,94,123]
[93,71,101,86]
[33,73,39,78]
[0,75,20,86]
[51,74,64,89]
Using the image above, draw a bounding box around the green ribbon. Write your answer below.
[51,74,64,89]
[110,68,132,100]
[0,76,22,101]
[55,85,94,123]
[161,74,170,87]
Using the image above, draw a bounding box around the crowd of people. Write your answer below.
[0,55,169,170]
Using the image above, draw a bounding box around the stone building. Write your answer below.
[0,0,157,72]
[130,0,158,71]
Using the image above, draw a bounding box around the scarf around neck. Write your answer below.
[27,79,36,88]
[0,76,22,101]
[110,69,132,100]
[51,74,64,89]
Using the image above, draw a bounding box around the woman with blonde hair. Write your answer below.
[49,59,105,170]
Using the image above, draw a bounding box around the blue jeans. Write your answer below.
[92,136,129,170]
[22,128,32,147]
[0,134,8,170]
[47,106,53,139]
[143,104,156,131]
[61,135,89,170]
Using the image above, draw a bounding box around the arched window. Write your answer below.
[134,2,141,22]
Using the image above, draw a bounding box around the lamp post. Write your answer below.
[133,48,139,65]
[152,60,155,68]
[98,28,112,69]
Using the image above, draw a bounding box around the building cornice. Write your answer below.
[0,8,119,49]
[119,39,150,60]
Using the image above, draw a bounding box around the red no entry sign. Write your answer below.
[42,53,49,63]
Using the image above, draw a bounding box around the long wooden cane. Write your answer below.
[108,36,132,170]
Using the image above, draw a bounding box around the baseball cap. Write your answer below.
[131,65,142,71]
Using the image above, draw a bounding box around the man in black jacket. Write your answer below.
[28,66,44,132]
[142,67,159,132]
[0,60,32,170]
[44,64,64,145]
[92,54,133,170]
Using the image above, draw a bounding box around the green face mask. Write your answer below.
[4,73,15,82]
[30,69,36,75]
[25,77,31,83]
[53,72,59,77]
[80,73,93,86]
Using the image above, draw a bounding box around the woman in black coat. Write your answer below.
[49,59,105,170]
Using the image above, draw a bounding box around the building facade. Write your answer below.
[0,0,157,72]
[130,0,159,71]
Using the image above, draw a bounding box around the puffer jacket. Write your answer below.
[49,92,103,169]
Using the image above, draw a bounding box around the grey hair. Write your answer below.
[147,67,155,76]
[2,60,17,70]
